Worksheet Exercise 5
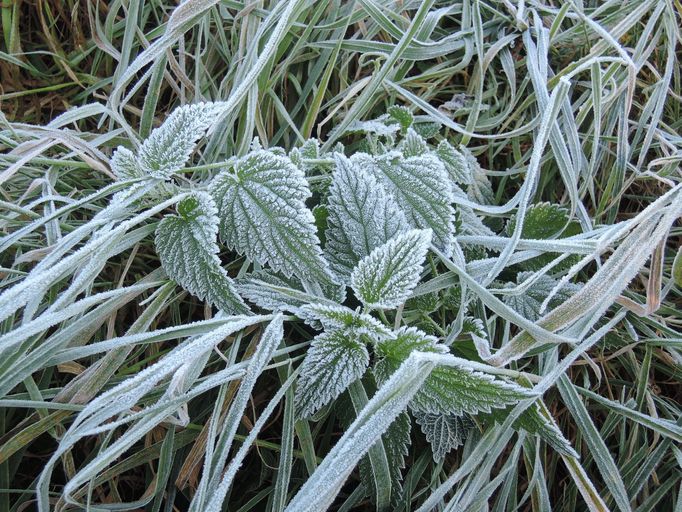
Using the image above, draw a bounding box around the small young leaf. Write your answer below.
[414,411,471,461]
[155,192,248,314]
[139,102,226,179]
[353,152,455,253]
[400,128,428,157]
[213,150,335,288]
[299,303,391,339]
[325,154,408,283]
[295,330,369,418]
[351,229,432,309]
[387,105,414,133]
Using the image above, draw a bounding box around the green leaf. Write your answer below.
[351,229,432,309]
[213,150,335,288]
[139,102,227,179]
[410,364,534,416]
[414,411,471,461]
[374,327,447,385]
[325,154,408,283]
[400,128,428,157]
[673,247,682,287]
[503,272,580,321]
[481,400,578,458]
[155,192,248,314]
[353,151,455,254]
[387,105,414,133]
[295,330,369,418]
[462,148,494,205]
[374,327,532,416]
[435,141,471,185]
[110,146,142,181]
[299,303,391,339]
[506,202,570,239]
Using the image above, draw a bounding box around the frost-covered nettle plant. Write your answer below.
[7,101,680,512]
[106,103,581,502]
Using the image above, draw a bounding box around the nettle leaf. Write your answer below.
[374,326,447,385]
[503,272,580,321]
[360,411,411,505]
[374,327,532,416]
[435,140,471,185]
[414,411,472,461]
[110,146,142,181]
[457,204,496,237]
[351,229,432,309]
[410,364,533,416]
[295,330,369,418]
[325,154,408,283]
[139,102,226,179]
[463,148,494,205]
[387,105,414,133]
[413,122,441,139]
[400,128,428,157]
[353,151,455,253]
[299,303,391,339]
[213,150,335,288]
[506,202,570,239]
[155,192,248,314]
[290,138,320,173]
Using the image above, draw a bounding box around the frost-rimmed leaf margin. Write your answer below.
[212,149,337,292]
[154,192,248,314]
[294,329,370,418]
[324,153,408,283]
[351,229,432,309]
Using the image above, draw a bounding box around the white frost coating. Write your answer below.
[400,128,428,157]
[139,101,228,179]
[351,229,432,309]
[352,151,455,254]
[325,153,408,282]
[193,314,284,512]
[414,412,471,461]
[294,330,369,418]
[299,303,391,339]
[461,146,495,205]
[155,192,248,314]
[110,146,142,180]
[410,362,534,416]
[284,351,439,512]
[435,140,471,185]
[345,118,400,136]
[213,149,334,285]
[204,373,295,512]
[37,315,266,511]
[503,272,579,321]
